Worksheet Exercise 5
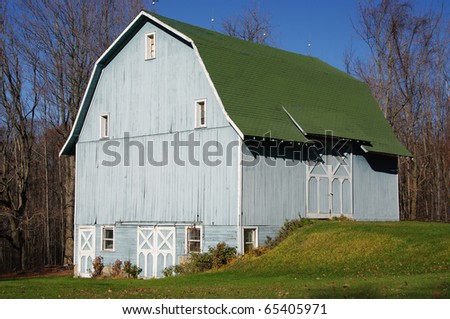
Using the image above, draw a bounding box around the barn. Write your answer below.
[61,11,410,278]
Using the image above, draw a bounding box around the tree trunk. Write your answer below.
[63,156,75,266]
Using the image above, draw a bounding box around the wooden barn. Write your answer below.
[61,11,410,278]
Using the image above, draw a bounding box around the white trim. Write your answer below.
[306,143,353,217]
[137,226,176,278]
[185,225,203,254]
[281,105,307,136]
[360,145,369,153]
[237,138,243,254]
[73,144,79,267]
[99,113,109,139]
[242,227,258,252]
[194,99,207,128]
[188,40,244,139]
[144,32,156,60]
[101,225,115,251]
[77,226,96,277]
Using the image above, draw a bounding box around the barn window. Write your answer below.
[186,227,202,253]
[101,226,115,251]
[100,113,109,139]
[195,99,206,128]
[145,32,156,60]
[243,228,258,253]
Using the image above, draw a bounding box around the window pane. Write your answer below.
[244,229,254,242]
[104,229,114,239]
[189,241,200,253]
[104,239,114,250]
[200,104,205,125]
[188,228,200,240]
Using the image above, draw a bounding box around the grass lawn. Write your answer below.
[1,221,449,299]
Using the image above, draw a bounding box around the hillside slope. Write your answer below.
[226,221,450,279]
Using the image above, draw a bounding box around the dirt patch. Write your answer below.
[0,266,73,279]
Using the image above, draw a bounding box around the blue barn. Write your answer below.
[61,11,410,278]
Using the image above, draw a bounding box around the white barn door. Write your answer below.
[137,227,175,278]
[77,226,96,277]
[307,144,353,218]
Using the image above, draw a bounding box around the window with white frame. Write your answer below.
[100,113,109,139]
[243,228,257,253]
[145,32,156,60]
[186,227,202,253]
[101,226,114,251]
[195,100,206,128]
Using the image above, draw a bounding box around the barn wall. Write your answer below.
[74,223,238,277]
[241,142,307,227]
[75,127,239,226]
[352,152,399,221]
[74,20,240,228]
[78,21,229,142]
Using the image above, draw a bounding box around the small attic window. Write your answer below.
[100,113,109,139]
[195,99,206,128]
[145,32,156,60]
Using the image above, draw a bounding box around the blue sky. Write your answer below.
[153,0,365,72]
[153,0,447,72]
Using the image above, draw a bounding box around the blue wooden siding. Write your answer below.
[352,152,399,221]
[241,143,307,226]
[74,224,238,276]
[74,20,240,227]
[78,22,229,142]
[76,128,238,226]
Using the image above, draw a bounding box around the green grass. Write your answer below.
[1,221,449,299]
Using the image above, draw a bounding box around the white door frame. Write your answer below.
[306,143,353,218]
[137,226,176,278]
[77,226,96,278]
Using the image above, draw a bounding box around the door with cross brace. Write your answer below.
[77,226,96,277]
[137,227,176,278]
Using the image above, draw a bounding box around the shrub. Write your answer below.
[163,242,237,277]
[111,259,123,278]
[92,256,104,278]
[123,260,142,279]
[265,218,313,248]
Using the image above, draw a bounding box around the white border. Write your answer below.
[242,226,258,252]
[194,98,207,129]
[184,225,203,254]
[100,225,115,251]
[144,32,156,60]
[99,113,109,139]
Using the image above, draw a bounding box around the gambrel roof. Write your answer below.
[61,11,410,156]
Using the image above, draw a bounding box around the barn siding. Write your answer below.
[352,152,399,221]
[78,21,229,143]
[74,20,240,227]
[241,142,307,226]
[74,224,238,277]
[75,127,238,226]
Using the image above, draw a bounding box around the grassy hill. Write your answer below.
[1,221,449,298]
[228,220,450,278]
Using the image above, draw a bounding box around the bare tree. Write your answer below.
[16,0,149,267]
[0,0,151,272]
[348,0,449,221]
[0,10,40,270]
[222,3,273,45]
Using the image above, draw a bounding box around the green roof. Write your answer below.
[61,12,411,157]
[154,13,410,156]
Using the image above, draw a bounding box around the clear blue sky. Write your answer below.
[153,0,447,72]
[153,0,364,72]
